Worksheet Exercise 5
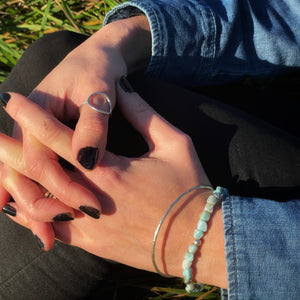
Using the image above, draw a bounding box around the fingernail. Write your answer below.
[2,204,17,217]
[0,93,11,106]
[79,206,100,219]
[53,213,74,221]
[35,235,45,250]
[119,76,135,93]
[77,147,99,170]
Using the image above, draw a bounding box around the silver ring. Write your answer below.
[79,92,112,115]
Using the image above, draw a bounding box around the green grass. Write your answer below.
[0,1,221,298]
[0,0,126,82]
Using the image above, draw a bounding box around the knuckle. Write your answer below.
[38,115,62,143]
[79,114,106,134]
[171,131,194,150]
[24,159,47,183]
[133,100,150,115]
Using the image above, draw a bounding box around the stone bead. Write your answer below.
[194,229,204,239]
[207,194,218,205]
[182,259,192,269]
[197,219,207,232]
[185,282,195,293]
[214,186,223,195]
[204,203,214,213]
[185,251,194,262]
[200,211,211,222]
[182,267,193,283]
[189,244,198,254]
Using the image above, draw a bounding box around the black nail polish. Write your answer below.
[53,213,74,221]
[77,147,99,170]
[79,206,100,219]
[2,204,16,217]
[35,235,45,249]
[119,76,135,93]
[0,93,11,106]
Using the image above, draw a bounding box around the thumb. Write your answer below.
[73,91,114,170]
[117,76,180,151]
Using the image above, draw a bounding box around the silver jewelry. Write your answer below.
[151,185,213,277]
[79,92,112,115]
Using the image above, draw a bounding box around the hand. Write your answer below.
[0,80,226,288]
[0,15,151,243]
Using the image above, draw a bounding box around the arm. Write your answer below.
[105,0,300,85]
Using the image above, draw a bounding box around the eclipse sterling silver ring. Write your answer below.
[79,92,112,116]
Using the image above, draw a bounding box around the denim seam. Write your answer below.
[229,196,238,298]
[194,1,217,80]
[223,195,239,298]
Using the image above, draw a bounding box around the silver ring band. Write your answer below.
[79,92,112,115]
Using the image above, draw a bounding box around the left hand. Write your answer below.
[0,82,226,288]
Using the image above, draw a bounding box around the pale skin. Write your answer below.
[0,85,227,289]
[0,15,151,234]
[0,15,227,288]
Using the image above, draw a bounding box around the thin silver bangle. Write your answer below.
[151,185,213,277]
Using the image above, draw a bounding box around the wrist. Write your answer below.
[155,188,227,289]
[98,15,151,74]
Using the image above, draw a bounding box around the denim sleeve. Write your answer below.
[221,195,300,299]
[104,0,300,85]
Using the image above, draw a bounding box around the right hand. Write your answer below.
[0,84,227,289]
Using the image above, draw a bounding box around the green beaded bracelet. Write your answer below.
[182,186,228,293]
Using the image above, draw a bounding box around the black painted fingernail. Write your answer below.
[0,93,11,106]
[79,206,100,219]
[2,204,16,217]
[53,213,74,221]
[77,147,99,170]
[119,76,135,93]
[35,235,45,250]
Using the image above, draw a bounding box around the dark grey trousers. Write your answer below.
[0,31,299,299]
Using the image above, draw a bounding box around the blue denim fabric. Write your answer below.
[104,1,300,298]
[222,196,300,299]
[105,0,300,86]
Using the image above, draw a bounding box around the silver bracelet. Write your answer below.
[151,185,214,277]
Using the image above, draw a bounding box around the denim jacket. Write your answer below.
[104,1,300,298]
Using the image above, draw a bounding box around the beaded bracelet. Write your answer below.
[182,186,228,293]
[151,185,228,293]
[151,185,214,277]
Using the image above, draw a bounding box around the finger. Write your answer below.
[2,98,102,219]
[117,77,184,152]
[2,202,55,251]
[74,91,113,170]
[1,164,74,222]
[0,163,11,207]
